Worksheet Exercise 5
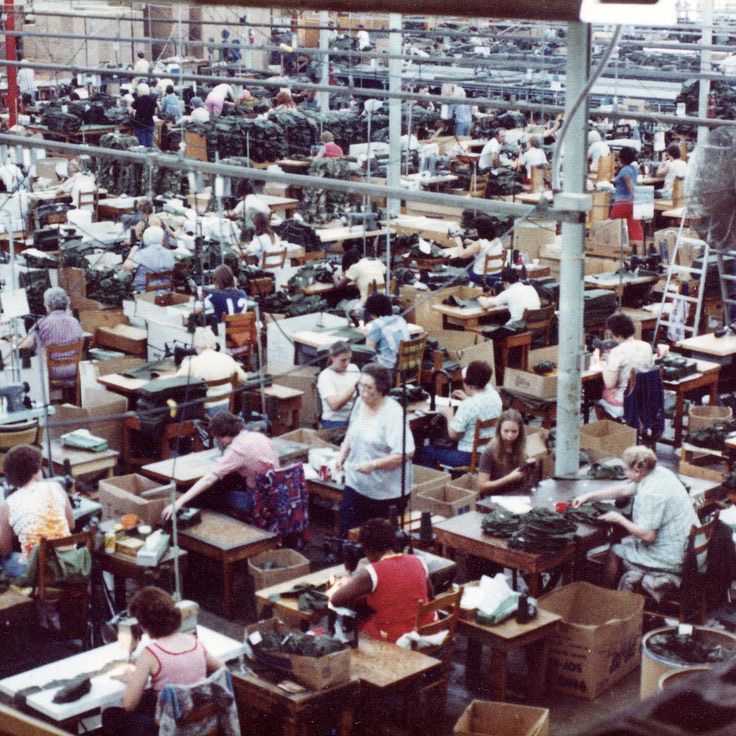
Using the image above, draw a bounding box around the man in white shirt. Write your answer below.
[356,25,371,50]
[516,135,547,179]
[16,55,36,106]
[656,143,688,199]
[478,267,540,323]
[588,130,611,173]
[479,129,508,173]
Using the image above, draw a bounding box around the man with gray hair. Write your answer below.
[123,225,176,292]
[19,287,83,380]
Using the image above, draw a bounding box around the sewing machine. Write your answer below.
[0,382,30,413]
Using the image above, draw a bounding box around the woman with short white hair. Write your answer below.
[176,327,248,416]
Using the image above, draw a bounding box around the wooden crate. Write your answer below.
[184,130,208,162]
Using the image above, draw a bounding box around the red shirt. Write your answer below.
[362,554,432,643]
[322,142,343,158]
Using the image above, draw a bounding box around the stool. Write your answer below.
[459,608,561,701]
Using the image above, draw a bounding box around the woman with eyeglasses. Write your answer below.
[335,363,414,538]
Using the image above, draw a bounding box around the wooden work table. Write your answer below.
[141,439,312,487]
[42,439,119,479]
[677,332,736,359]
[431,301,508,330]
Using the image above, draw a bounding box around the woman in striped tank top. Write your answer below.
[102,586,223,736]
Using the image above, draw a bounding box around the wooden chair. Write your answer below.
[76,188,98,221]
[0,419,43,475]
[469,171,489,198]
[224,311,258,369]
[523,304,556,349]
[261,249,287,270]
[440,417,498,477]
[529,164,546,193]
[483,252,505,281]
[35,529,94,645]
[395,334,428,387]
[643,513,719,625]
[46,339,84,406]
[122,416,204,471]
[410,586,464,724]
[144,270,175,292]
[494,331,532,387]
[204,373,240,414]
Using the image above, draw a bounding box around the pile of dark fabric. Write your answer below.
[583,289,618,328]
[486,168,524,197]
[677,79,736,119]
[564,501,622,525]
[184,117,287,163]
[407,240,446,259]
[70,94,121,125]
[531,277,559,303]
[40,105,82,133]
[388,385,429,406]
[274,219,323,252]
[646,631,733,666]
[256,627,344,656]
[299,158,352,225]
[303,109,364,147]
[419,265,469,290]
[287,262,337,290]
[482,508,578,555]
[95,133,145,195]
[85,267,133,306]
[269,109,320,157]
[259,291,328,316]
[656,354,698,381]
[686,420,736,452]
[19,269,51,315]
[22,251,58,269]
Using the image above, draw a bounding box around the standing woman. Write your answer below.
[335,363,414,537]
[102,586,224,736]
[610,146,644,247]
[129,83,157,148]
[477,409,536,496]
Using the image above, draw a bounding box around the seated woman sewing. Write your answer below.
[102,586,223,736]
[329,518,434,644]
[0,444,74,578]
[571,445,698,595]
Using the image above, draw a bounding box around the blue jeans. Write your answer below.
[136,125,154,147]
[321,419,348,430]
[339,485,408,539]
[0,552,26,578]
[469,270,502,289]
[455,120,471,137]
[419,445,472,469]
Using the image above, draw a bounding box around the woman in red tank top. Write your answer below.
[102,586,223,736]
[330,518,434,643]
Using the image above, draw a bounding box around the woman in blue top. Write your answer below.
[198,264,247,322]
[610,146,644,245]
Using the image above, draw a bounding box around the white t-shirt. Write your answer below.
[357,30,371,50]
[471,237,504,276]
[317,363,360,422]
[605,338,654,404]
[479,138,500,171]
[493,282,541,322]
[345,258,386,304]
[190,107,210,123]
[400,134,419,151]
[660,159,688,198]
[246,232,282,263]
[233,194,271,221]
[588,140,611,171]
[521,148,548,178]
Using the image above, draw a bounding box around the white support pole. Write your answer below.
[555,21,590,478]
[698,0,713,145]
[319,10,330,113]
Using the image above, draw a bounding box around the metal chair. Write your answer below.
[395,334,428,387]
[46,339,84,405]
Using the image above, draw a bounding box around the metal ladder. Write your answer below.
[653,211,711,343]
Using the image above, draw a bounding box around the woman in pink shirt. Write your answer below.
[102,586,223,736]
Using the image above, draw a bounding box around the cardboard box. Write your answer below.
[49,388,128,454]
[244,618,351,690]
[513,218,557,261]
[454,700,549,736]
[415,485,476,517]
[248,548,310,591]
[134,292,192,324]
[411,465,450,499]
[539,582,644,700]
[503,367,557,400]
[447,473,478,496]
[99,474,174,526]
[277,428,340,450]
[265,364,321,429]
[653,227,701,267]
[95,324,148,357]
[579,420,637,460]
[584,256,619,276]
[586,219,629,256]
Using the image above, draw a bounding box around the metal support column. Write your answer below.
[555,21,590,478]
[385,13,402,288]
[4,0,17,128]
[697,0,713,145]
[318,10,330,113]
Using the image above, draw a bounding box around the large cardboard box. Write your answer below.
[265,364,321,428]
[415,485,476,517]
[248,549,310,592]
[579,420,637,460]
[513,218,557,261]
[244,618,351,690]
[49,388,128,454]
[95,323,148,357]
[586,218,629,257]
[539,582,644,700]
[454,700,549,736]
[653,226,701,266]
[277,428,339,450]
[411,465,450,499]
[98,473,175,526]
[503,367,556,400]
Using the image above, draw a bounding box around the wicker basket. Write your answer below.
[688,405,733,433]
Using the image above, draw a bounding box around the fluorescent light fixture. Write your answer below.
[580,0,677,25]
